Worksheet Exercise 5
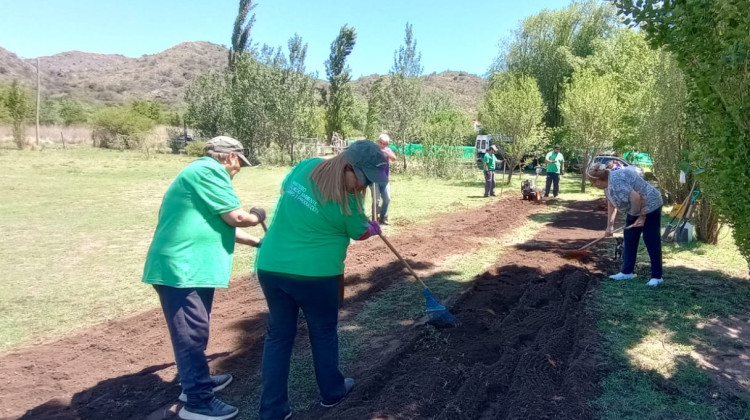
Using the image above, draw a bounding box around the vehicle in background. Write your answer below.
[474,134,513,165]
[474,135,493,162]
[590,155,645,178]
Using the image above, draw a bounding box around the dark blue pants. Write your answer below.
[154,285,215,403]
[544,173,560,197]
[257,271,346,420]
[623,207,663,279]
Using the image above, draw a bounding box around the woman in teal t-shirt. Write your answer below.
[255,140,388,420]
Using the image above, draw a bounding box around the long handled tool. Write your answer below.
[663,181,696,240]
[378,234,460,328]
[674,189,700,243]
[562,224,632,260]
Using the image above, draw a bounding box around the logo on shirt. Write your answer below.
[288,181,319,213]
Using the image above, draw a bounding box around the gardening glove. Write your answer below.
[356,221,382,240]
[249,207,267,224]
[367,220,382,236]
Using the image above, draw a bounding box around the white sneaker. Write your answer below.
[609,272,635,281]
[647,278,663,287]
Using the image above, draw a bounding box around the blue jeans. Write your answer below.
[544,173,560,197]
[378,182,391,220]
[153,285,215,403]
[257,271,346,420]
[622,207,663,279]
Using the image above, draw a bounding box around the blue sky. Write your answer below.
[1,0,571,78]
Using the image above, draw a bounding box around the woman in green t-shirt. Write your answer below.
[255,140,388,420]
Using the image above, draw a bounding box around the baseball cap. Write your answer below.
[206,136,252,167]
[345,140,389,185]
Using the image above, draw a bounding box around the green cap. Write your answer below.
[207,136,251,167]
[345,140,389,185]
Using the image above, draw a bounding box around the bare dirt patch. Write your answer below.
[297,199,609,420]
[2,197,543,420]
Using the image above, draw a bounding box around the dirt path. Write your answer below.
[2,197,546,420]
[297,199,610,420]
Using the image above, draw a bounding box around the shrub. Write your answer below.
[91,107,155,150]
[260,141,316,166]
[185,140,207,157]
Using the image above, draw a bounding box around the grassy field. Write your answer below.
[0,146,504,352]
[2,145,749,418]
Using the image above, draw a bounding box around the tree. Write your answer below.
[495,0,617,128]
[4,80,32,149]
[585,29,659,151]
[615,0,750,264]
[185,72,231,139]
[561,69,619,192]
[276,35,318,164]
[479,73,547,183]
[638,51,690,203]
[385,23,423,170]
[364,76,387,140]
[322,25,356,142]
[228,0,256,69]
[58,97,88,126]
[417,93,474,178]
[131,100,163,122]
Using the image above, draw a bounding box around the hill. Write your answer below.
[0,42,485,116]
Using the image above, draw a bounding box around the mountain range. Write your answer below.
[0,41,486,116]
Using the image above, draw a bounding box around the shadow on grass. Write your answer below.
[15,257,450,420]
[594,262,750,419]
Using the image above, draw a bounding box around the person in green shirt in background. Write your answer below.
[254,140,387,420]
[544,145,565,198]
[483,145,498,197]
[142,136,265,420]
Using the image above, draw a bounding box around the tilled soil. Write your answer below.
[2,196,548,420]
[298,199,609,420]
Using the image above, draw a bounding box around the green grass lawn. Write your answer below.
[0,146,501,351]
[595,208,750,418]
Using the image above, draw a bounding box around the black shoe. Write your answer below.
[179,374,233,402]
[490,193,496,196]
[179,397,238,420]
[483,195,489,198]
[378,217,389,225]
[320,378,355,408]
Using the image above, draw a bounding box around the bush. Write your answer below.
[185,140,207,157]
[260,141,316,166]
[92,107,155,150]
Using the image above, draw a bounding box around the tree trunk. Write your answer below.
[580,151,590,193]
[694,197,720,244]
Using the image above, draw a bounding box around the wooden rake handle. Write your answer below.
[378,234,430,290]
[577,224,632,251]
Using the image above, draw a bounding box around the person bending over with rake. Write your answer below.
[254,140,387,420]
[142,136,265,420]
[588,163,664,287]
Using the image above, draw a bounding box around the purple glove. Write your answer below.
[367,221,382,236]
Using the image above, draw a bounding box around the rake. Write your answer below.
[562,224,633,261]
[378,234,461,328]
[369,185,459,328]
